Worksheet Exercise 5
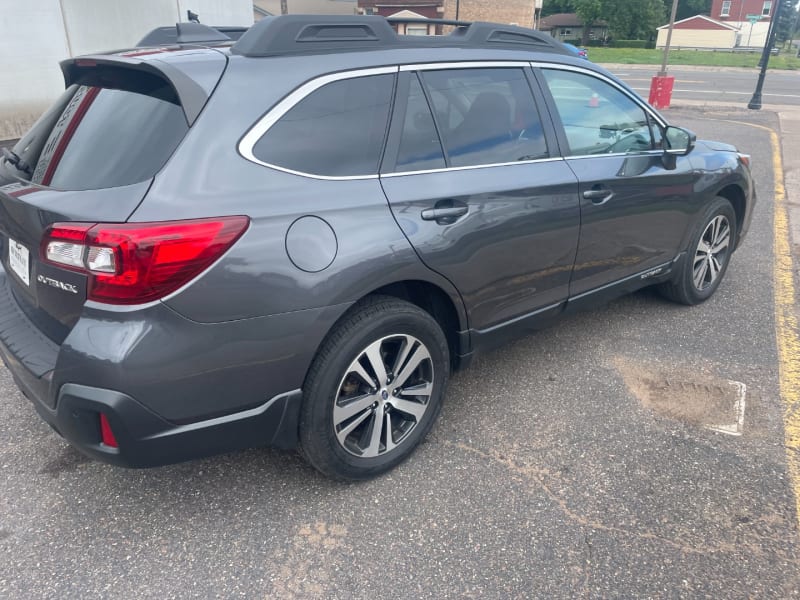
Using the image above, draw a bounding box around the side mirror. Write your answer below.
[664,126,696,156]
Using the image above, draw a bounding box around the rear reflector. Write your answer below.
[41,216,249,305]
[99,413,118,448]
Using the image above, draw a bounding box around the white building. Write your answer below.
[656,14,773,49]
[0,0,253,140]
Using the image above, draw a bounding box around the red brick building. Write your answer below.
[657,1,776,48]
[711,0,775,22]
[356,1,536,34]
[442,0,535,27]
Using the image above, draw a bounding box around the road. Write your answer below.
[0,108,798,598]
[605,64,799,106]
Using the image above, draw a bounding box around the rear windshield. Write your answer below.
[9,81,188,191]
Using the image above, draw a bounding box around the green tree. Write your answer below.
[574,0,603,43]
[664,0,712,22]
[775,0,797,45]
[541,0,575,17]
[605,0,666,39]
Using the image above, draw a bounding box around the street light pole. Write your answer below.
[748,0,785,109]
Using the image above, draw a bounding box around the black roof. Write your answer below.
[231,15,569,58]
[137,23,248,47]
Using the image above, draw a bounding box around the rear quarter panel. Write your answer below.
[131,56,467,328]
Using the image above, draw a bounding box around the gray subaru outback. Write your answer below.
[0,16,755,479]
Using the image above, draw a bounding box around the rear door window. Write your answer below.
[19,82,188,191]
[421,68,549,168]
[394,74,446,172]
[252,74,395,177]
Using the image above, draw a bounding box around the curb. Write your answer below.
[664,99,800,112]
[779,112,800,253]
[598,62,796,74]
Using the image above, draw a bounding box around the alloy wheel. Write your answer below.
[693,215,731,291]
[333,334,434,458]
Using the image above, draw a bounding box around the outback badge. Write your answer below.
[37,274,78,294]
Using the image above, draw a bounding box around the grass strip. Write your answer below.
[588,47,800,70]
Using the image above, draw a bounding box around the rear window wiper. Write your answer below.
[1,147,32,176]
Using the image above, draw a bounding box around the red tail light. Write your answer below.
[41,217,249,305]
[99,413,118,448]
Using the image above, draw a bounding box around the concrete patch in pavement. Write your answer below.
[613,357,746,435]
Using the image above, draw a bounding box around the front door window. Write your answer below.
[541,69,659,156]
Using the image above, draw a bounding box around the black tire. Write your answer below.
[659,196,737,305]
[299,296,449,480]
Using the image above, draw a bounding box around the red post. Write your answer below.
[648,75,675,110]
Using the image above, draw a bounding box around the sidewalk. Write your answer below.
[778,109,800,253]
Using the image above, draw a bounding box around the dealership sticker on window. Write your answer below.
[8,239,30,286]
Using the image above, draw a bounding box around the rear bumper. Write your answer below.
[24,381,301,468]
[0,270,334,467]
[0,322,303,467]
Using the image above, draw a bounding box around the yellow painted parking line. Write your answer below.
[768,126,800,532]
[717,118,800,532]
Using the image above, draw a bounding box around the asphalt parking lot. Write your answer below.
[1,108,798,598]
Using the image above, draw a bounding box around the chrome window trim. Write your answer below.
[238,61,668,181]
[565,150,665,161]
[382,157,564,178]
[530,61,669,129]
[251,162,379,182]
[237,66,398,181]
[399,61,530,71]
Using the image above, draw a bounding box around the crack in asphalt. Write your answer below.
[582,531,593,600]
[444,439,800,564]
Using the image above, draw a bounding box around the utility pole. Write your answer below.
[748,0,785,109]
[648,0,679,109]
[659,0,680,76]
[281,0,288,15]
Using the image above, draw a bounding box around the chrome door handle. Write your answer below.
[421,206,468,221]
[583,188,614,205]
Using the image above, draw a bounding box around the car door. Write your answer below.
[379,66,581,336]
[536,67,697,298]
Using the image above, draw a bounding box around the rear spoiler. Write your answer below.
[59,54,222,126]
